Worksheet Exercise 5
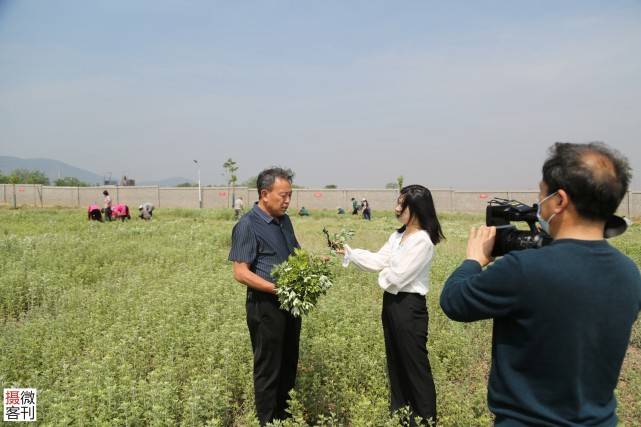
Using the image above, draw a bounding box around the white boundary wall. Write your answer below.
[1,184,639,217]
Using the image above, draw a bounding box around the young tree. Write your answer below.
[396,175,404,192]
[223,158,239,207]
[324,184,337,189]
[223,158,239,188]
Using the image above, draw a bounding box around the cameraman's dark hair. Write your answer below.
[542,142,631,221]
[256,167,293,196]
[397,185,445,245]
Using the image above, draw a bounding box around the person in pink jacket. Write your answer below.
[110,203,131,221]
[87,204,102,222]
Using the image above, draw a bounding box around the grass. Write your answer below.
[0,206,639,426]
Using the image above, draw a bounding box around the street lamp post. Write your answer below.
[193,160,202,208]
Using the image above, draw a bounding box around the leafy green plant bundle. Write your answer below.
[271,248,334,317]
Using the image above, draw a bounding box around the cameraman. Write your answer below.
[440,142,641,426]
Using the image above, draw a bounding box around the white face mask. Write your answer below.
[536,191,558,234]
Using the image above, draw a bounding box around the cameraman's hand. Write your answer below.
[466,226,496,267]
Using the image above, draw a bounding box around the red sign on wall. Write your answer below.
[219,192,227,197]
[314,192,322,198]
[18,187,25,192]
[479,194,488,199]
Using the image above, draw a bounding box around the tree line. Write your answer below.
[0,169,89,186]
[1,164,405,190]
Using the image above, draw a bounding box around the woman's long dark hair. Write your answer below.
[396,185,445,245]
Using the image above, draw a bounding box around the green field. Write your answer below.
[1,207,640,426]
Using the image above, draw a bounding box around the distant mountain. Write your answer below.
[0,156,104,185]
[0,156,198,187]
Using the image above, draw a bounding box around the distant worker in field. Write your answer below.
[228,168,302,426]
[111,203,131,221]
[102,190,112,222]
[351,197,360,215]
[233,196,245,220]
[298,206,310,216]
[337,185,445,425]
[138,203,154,220]
[441,142,641,426]
[361,198,371,220]
[87,204,102,222]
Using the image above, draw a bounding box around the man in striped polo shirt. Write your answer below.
[228,167,300,426]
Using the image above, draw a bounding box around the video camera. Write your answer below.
[486,198,629,257]
[486,198,551,257]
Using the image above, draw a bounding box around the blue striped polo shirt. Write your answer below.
[228,203,300,284]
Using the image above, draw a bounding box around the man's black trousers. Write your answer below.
[246,289,301,426]
[382,292,437,425]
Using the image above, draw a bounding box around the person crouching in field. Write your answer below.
[138,203,154,220]
[87,204,102,222]
[440,142,641,426]
[228,168,301,426]
[110,203,131,221]
[337,185,444,425]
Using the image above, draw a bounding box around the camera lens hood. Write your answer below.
[604,215,628,239]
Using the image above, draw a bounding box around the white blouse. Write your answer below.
[343,229,435,295]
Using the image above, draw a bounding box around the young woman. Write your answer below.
[339,185,444,425]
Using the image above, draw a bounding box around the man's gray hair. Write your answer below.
[542,142,632,220]
[256,167,293,196]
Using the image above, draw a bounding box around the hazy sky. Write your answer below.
[1,1,640,189]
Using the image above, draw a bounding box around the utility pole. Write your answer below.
[193,160,202,208]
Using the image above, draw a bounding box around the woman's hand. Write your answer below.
[334,248,345,255]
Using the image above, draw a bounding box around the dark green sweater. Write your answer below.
[440,239,641,426]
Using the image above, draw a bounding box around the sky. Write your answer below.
[1,0,640,189]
